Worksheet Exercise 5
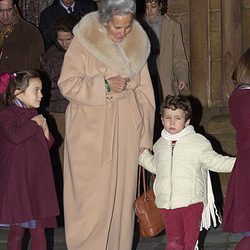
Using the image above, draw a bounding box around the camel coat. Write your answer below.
[157,15,189,97]
[58,12,155,250]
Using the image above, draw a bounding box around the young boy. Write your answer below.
[139,95,236,250]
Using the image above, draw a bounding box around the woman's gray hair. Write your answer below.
[98,0,136,23]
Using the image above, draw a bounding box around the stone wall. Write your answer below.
[168,0,250,107]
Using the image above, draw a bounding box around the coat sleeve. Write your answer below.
[58,38,106,106]
[39,10,53,50]
[139,149,157,174]
[172,22,189,84]
[200,139,236,173]
[135,63,155,149]
[0,112,39,145]
[40,53,51,77]
[28,27,44,69]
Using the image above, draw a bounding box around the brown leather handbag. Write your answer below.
[134,166,165,238]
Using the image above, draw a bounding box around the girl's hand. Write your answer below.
[107,76,130,92]
[32,115,50,140]
[32,114,45,127]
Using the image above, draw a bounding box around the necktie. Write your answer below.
[68,7,73,14]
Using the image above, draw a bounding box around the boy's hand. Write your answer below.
[139,147,146,154]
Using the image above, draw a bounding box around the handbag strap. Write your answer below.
[137,165,147,199]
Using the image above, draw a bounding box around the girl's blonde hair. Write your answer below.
[232,48,250,85]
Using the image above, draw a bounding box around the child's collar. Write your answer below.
[161,125,195,141]
[13,98,28,108]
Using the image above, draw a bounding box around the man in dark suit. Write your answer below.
[39,0,97,50]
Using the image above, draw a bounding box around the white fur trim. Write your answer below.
[73,12,150,78]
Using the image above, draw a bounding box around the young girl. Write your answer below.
[223,48,250,249]
[139,95,235,250]
[0,70,59,250]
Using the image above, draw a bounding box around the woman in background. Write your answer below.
[41,15,77,171]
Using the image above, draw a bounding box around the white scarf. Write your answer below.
[161,125,195,141]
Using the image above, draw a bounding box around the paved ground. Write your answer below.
[0,226,242,249]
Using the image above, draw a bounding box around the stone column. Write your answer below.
[242,0,250,51]
[190,0,209,107]
[221,0,242,104]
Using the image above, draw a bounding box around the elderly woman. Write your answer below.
[58,0,155,249]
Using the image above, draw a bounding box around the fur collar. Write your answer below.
[73,12,150,78]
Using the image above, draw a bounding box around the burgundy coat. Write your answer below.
[0,105,59,227]
[223,88,250,232]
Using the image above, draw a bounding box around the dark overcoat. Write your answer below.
[0,105,59,226]
[223,88,250,232]
[0,18,44,73]
[41,45,68,112]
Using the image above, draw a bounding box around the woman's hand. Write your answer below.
[107,76,130,92]
[177,81,188,91]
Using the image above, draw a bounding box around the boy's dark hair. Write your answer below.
[160,95,192,121]
[4,70,40,106]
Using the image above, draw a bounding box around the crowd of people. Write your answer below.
[0,0,249,250]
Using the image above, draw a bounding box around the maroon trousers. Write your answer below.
[235,234,250,250]
[161,202,203,250]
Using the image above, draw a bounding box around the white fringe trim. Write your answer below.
[195,172,221,250]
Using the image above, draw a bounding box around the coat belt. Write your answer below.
[101,89,142,166]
